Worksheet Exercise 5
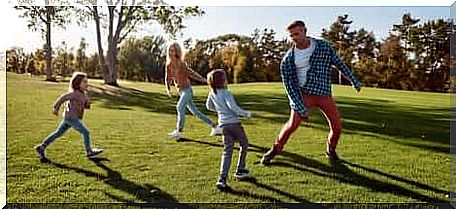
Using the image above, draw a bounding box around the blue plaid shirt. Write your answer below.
[280,38,362,116]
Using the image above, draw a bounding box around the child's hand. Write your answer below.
[85,100,91,109]
[246,112,252,119]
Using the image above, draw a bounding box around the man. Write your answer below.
[261,20,362,165]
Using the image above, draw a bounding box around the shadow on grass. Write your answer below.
[234,92,449,153]
[86,83,448,153]
[247,143,448,202]
[177,138,447,202]
[45,157,178,203]
[243,178,317,203]
[342,160,448,196]
[269,160,447,203]
[177,137,223,148]
[86,84,216,118]
[220,178,323,205]
[219,184,288,203]
[87,85,176,114]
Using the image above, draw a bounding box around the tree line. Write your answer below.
[6,10,454,92]
[9,2,203,86]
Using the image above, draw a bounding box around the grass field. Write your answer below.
[6,72,450,203]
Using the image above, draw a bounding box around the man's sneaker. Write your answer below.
[168,129,181,139]
[260,146,278,165]
[234,168,251,180]
[325,149,340,163]
[34,144,46,160]
[87,148,103,158]
[216,176,228,190]
[210,126,223,136]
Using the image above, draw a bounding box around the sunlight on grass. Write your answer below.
[6,73,450,203]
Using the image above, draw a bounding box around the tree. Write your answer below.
[15,5,73,81]
[76,1,204,86]
[6,47,27,73]
[353,28,378,87]
[322,14,356,85]
[53,41,75,77]
[377,35,412,90]
[408,19,454,91]
[86,53,101,78]
[76,38,89,72]
[117,36,166,82]
[393,13,420,58]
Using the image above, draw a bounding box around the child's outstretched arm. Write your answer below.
[165,66,174,96]
[205,93,216,112]
[186,67,207,83]
[84,97,91,109]
[52,92,75,115]
[225,92,250,118]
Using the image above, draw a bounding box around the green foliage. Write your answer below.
[118,36,166,82]
[321,13,454,92]
[9,10,453,92]
[14,6,73,38]
[185,29,290,84]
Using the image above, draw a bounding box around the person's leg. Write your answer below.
[40,120,71,147]
[176,88,191,131]
[314,96,342,157]
[219,126,235,180]
[273,110,305,152]
[66,119,92,154]
[261,94,314,165]
[185,90,215,127]
[233,124,248,173]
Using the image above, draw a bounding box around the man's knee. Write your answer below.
[286,119,301,131]
[330,125,341,137]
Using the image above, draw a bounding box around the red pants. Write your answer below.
[274,93,341,152]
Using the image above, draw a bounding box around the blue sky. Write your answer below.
[1,6,450,54]
[180,7,450,41]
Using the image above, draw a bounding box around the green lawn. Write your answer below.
[6,72,450,203]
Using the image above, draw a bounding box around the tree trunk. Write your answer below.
[106,42,118,86]
[104,6,118,86]
[45,6,55,81]
[93,6,110,85]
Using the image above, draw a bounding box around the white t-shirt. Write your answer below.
[294,39,315,87]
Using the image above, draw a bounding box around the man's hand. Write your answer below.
[355,84,362,93]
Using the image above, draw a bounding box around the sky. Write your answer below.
[0,5,451,54]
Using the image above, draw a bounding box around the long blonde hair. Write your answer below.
[166,42,185,67]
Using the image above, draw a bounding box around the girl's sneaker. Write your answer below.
[168,129,182,139]
[34,144,46,160]
[87,148,103,158]
[216,176,228,189]
[210,126,223,136]
[234,168,251,180]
